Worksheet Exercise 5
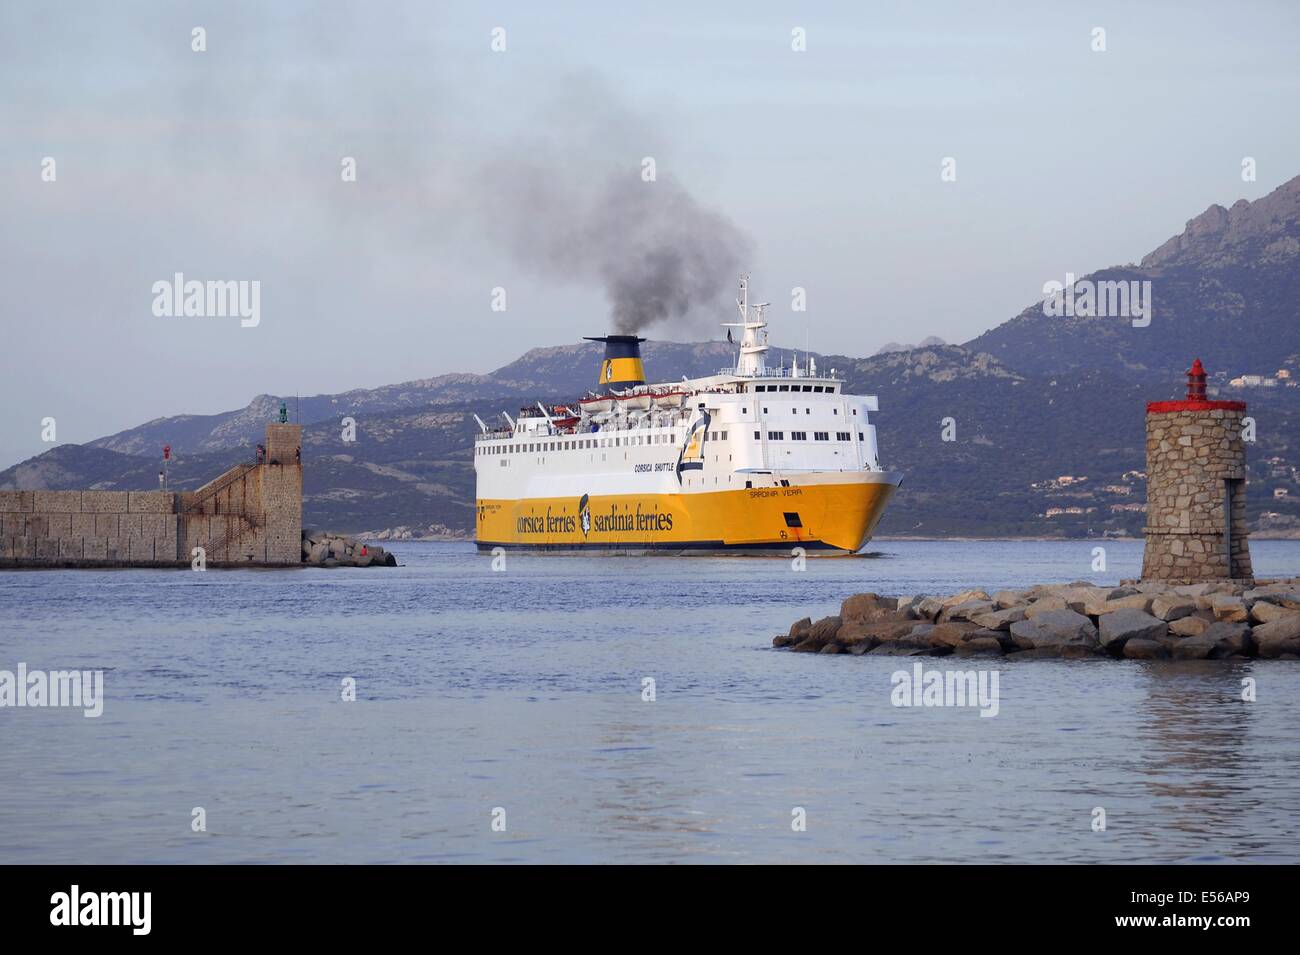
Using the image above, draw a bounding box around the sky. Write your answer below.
[2,0,1298,467]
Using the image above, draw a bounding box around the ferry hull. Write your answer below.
[476,472,900,556]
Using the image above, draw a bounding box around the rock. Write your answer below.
[382,552,397,567]
[1170,633,1217,659]
[1208,582,1244,596]
[867,643,942,656]
[1098,609,1168,652]
[1023,596,1068,619]
[1097,593,1154,615]
[941,588,991,608]
[1200,622,1252,658]
[835,619,884,650]
[916,596,946,620]
[952,636,1004,656]
[840,592,883,623]
[1168,615,1210,637]
[1150,594,1197,621]
[328,539,346,559]
[938,600,996,623]
[308,542,329,563]
[1210,595,1249,622]
[1251,615,1300,658]
[1009,609,1099,651]
[772,633,797,648]
[927,622,982,648]
[1173,583,1214,597]
[819,643,842,654]
[1060,586,1115,614]
[1123,638,1169,659]
[789,617,812,642]
[970,607,1026,631]
[879,623,943,649]
[1250,589,1300,611]
[992,589,1027,609]
[1250,600,1292,624]
[802,616,842,650]
[1136,581,1173,594]
[902,623,935,642]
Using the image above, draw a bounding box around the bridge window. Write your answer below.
[768,431,784,441]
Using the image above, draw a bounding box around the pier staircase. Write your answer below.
[181,462,264,560]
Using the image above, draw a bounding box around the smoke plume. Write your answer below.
[478,77,754,335]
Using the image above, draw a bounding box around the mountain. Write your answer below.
[967,176,1300,381]
[875,336,947,356]
[85,340,818,457]
[6,176,1300,539]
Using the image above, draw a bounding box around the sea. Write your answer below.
[2,539,1298,864]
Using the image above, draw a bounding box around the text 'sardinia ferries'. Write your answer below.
[473,277,903,555]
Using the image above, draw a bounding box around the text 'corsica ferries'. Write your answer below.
[473,277,903,555]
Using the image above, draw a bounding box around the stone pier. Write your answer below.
[0,423,303,568]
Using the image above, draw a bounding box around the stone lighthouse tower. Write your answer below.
[1142,359,1252,583]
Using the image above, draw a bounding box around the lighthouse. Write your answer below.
[1141,359,1253,583]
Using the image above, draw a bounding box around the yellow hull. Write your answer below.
[476,477,899,555]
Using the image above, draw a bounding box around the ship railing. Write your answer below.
[715,366,839,379]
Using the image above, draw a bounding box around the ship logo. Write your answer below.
[579,493,591,537]
[675,410,710,483]
[600,359,613,384]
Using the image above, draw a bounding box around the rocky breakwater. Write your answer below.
[301,529,397,568]
[773,579,1300,660]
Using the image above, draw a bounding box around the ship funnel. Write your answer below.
[584,335,647,390]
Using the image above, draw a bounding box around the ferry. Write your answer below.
[473,277,903,555]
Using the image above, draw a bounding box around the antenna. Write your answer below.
[722,274,771,377]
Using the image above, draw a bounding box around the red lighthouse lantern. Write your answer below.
[1186,358,1207,402]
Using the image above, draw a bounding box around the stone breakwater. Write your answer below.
[301,529,396,567]
[773,579,1300,660]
